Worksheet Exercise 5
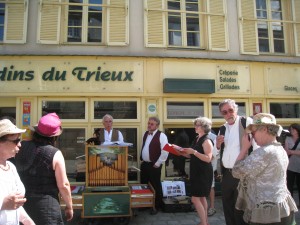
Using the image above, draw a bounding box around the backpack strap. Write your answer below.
[219,125,226,172]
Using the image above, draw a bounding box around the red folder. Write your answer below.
[163,144,182,156]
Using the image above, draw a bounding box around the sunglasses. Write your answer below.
[3,138,21,145]
[221,108,235,116]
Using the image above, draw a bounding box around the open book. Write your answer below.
[163,144,183,156]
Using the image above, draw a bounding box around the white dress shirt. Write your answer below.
[141,129,169,167]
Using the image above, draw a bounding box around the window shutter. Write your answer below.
[238,0,258,55]
[144,0,165,47]
[107,0,129,46]
[4,0,28,43]
[37,0,61,44]
[207,0,228,51]
[293,0,300,56]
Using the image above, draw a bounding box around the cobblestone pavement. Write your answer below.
[64,195,300,225]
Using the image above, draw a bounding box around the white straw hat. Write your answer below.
[0,119,26,138]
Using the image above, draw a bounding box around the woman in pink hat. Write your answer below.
[232,113,298,225]
[15,113,73,225]
[0,119,35,225]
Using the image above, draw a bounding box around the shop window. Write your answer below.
[56,128,86,182]
[167,102,204,119]
[118,128,138,182]
[0,107,16,120]
[270,102,300,118]
[211,102,246,119]
[38,0,128,45]
[0,0,28,43]
[94,101,137,119]
[42,100,86,119]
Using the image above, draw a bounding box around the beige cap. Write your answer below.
[0,119,26,138]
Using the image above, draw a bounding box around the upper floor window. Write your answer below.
[0,0,28,44]
[238,0,300,56]
[68,0,103,43]
[256,0,284,53]
[0,3,4,41]
[167,0,200,47]
[38,0,128,46]
[145,0,228,51]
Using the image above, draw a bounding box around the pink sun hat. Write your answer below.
[29,113,63,137]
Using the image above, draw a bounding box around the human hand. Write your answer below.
[65,207,73,221]
[216,135,224,149]
[181,148,194,155]
[1,193,26,210]
[286,149,293,156]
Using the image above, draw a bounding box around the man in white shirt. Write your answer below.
[97,114,124,145]
[140,117,168,214]
[216,99,257,225]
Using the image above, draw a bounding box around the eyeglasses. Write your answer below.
[3,138,21,145]
[221,108,235,116]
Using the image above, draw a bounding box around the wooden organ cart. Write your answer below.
[82,145,131,225]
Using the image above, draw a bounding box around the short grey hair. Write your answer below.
[102,114,113,122]
[149,116,160,125]
[219,99,238,112]
[256,125,280,137]
[193,117,212,134]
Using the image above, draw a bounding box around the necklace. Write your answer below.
[0,163,9,171]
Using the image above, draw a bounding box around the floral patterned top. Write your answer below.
[232,142,298,224]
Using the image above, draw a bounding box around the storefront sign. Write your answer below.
[0,60,144,93]
[267,67,300,95]
[216,65,250,94]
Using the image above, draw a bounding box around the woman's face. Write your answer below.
[250,126,266,146]
[194,124,204,134]
[0,134,22,160]
[290,127,299,138]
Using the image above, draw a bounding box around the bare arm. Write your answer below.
[19,207,35,225]
[236,134,252,162]
[53,151,73,221]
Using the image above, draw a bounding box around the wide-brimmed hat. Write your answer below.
[0,119,26,138]
[246,113,282,136]
[29,113,62,137]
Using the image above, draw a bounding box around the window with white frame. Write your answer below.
[67,0,103,43]
[38,0,128,45]
[0,3,4,41]
[0,0,28,43]
[238,0,300,55]
[167,0,200,47]
[145,0,228,51]
[256,0,285,53]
